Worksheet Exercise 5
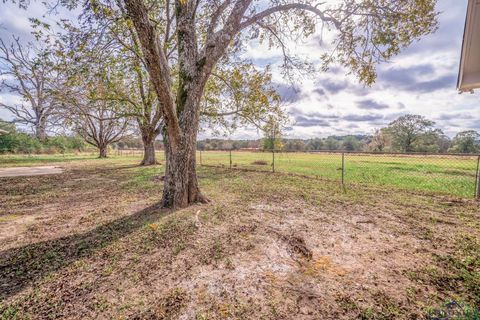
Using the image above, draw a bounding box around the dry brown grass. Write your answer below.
[0,157,479,319]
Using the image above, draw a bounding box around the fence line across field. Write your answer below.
[111,148,480,199]
[197,149,480,199]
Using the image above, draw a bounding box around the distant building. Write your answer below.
[458,0,480,93]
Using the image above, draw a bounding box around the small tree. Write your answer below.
[342,136,360,151]
[413,128,444,152]
[284,139,307,152]
[368,129,390,152]
[384,115,437,152]
[450,130,480,153]
[58,62,131,158]
[262,116,284,151]
[324,137,339,151]
[70,101,130,158]
[307,138,323,151]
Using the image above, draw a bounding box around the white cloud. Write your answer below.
[229,0,476,139]
[0,0,477,139]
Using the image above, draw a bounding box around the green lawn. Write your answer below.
[199,151,480,198]
[0,151,166,168]
[1,150,478,198]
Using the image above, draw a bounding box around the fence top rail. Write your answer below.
[198,149,480,157]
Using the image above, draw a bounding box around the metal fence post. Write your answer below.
[229,150,232,169]
[341,152,345,186]
[272,149,275,173]
[475,155,480,199]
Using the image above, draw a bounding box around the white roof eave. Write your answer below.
[458,0,480,93]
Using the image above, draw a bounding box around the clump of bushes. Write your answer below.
[0,123,87,154]
[251,160,268,166]
[427,301,479,320]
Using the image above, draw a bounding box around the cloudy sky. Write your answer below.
[0,0,478,139]
[243,0,479,140]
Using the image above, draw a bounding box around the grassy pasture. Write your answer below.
[200,151,480,198]
[0,153,101,167]
[0,151,166,168]
[1,150,478,198]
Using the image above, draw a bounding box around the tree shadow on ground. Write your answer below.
[0,202,169,301]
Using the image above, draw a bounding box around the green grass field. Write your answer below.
[0,150,160,168]
[200,151,480,198]
[1,150,478,198]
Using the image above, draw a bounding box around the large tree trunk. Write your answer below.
[161,125,207,208]
[141,139,157,165]
[139,126,158,166]
[99,145,108,158]
[123,0,222,208]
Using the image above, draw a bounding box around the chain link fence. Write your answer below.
[114,149,166,161]
[3,148,478,198]
[198,150,480,199]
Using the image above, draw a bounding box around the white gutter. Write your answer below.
[458,0,480,93]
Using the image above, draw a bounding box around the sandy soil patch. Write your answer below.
[0,166,63,177]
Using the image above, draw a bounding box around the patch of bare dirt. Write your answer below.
[0,166,63,177]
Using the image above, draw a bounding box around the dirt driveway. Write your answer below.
[0,166,63,178]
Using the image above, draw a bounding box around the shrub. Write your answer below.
[0,131,87,154]
[251,160,268,166]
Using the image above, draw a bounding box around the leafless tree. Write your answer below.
[0,37,60,140]
[56,56,131,158]
[70,101,130,158]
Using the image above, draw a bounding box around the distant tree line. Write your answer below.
[197,139,261,151]
[368,115,480,153]
[0,120,163,154]
[197,115,480,154]
[197,135,370,152]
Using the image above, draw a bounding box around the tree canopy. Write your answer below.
[450,130,480,154]
[384,114,438,152]
[0,36,62,140]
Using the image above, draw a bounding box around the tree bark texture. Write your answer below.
[141,133,157,165]
[161,133,206,208]
[99,145,108,158]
